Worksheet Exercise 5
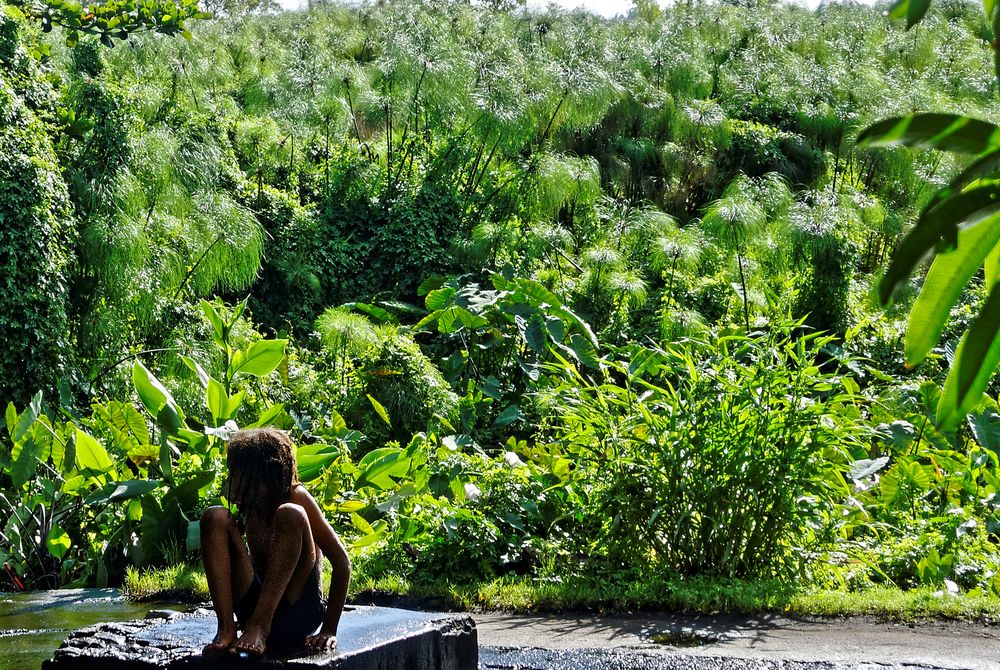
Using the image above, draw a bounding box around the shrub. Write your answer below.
[0,16,74,405]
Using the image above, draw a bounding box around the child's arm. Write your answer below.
[293,486,351,650]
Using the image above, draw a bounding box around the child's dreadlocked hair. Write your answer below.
[226,428,299,514]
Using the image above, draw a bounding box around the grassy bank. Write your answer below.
[123,564,1000,623]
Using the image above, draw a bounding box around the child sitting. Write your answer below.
[200,428,351,658]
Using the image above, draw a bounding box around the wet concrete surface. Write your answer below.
[43,606,477,669]
[472,612,1000,670]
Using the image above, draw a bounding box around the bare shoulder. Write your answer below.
[290,483,315,502]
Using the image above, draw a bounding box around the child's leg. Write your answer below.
[200,506,254,658]
[231,503,317,656]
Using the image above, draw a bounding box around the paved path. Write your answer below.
[472,612,1000,670]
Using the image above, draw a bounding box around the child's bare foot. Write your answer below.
[203,625,238,659]
[231,626,267,658]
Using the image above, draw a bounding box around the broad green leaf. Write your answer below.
[968,405,1000,453]
[200,299,226,343]
[107,401,150,446]
[224,389,246,420]
[332,500,366,513]
[247,403,287,429]
[378,300,424,315]
[457,309,489,330]
[328,410,348,436]
[544,315,565,343]
[180,355,210,388]
[417,275,448,296]
[887,0,931,28]
[425,287,456,310]
[515,278,562,307]
[551,305,599,348]
[4,403,16,440]
[162,471,215,519]
[521,313,547,354]
[75,428,113,472]
[132,361,183,422]
[140,496,169,564]
[438,305,486,333]
[905,214,1000,364]
[159,434,174,483]
[493,404,523,427]
[938,284,1000,429]
[567,334,602,369]
[229,339,286,379]
[356,448,409,490]
[986,0,997,23]
[857,113,1000,154]
[413,309,443,331]
[11,392,40,443]
[10,436,40,488]
[206,378,227,423]
[367,394,391,427]
[849,457,891,480]
[46,525,71,560]
[296,443,341,482]
[62,429,76,476]
[879,184,1000,304]
[988,242,1000,287]
[85,479,161,505]
[156,403,185,436]
[350,511,375,535]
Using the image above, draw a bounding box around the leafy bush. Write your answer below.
[538,318,869,578]
[0,15,74,405]
[347,332,459,448]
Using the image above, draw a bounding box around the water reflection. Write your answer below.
[0,590,185,670]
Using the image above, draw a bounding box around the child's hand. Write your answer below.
[305,632,338,654]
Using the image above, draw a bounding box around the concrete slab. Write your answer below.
[42,606,477,670]
[473,612,1000,670]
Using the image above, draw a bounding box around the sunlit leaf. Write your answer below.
[879,186,1000,304]
[229,339,286,379]
[938,284,1000,430]
[905,214,1000,364]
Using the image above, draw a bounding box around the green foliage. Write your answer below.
[0,14,73,406]
[6,0,1000,606]
[538,317,868,578]
[8,0,208,47]
[345,331,458,447]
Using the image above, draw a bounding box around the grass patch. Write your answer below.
[124,564,210,603]
[123,564,1000,622]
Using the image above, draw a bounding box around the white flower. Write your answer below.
[463,483,482,501]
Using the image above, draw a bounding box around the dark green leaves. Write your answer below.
[857,114,1000,155]
[887,0,931,29]
[9,0,209,48]
[938,283,1000,429]
[878,185,1000,305]
[904,213,1000,364]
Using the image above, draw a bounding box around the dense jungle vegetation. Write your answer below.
[5,0,1000,612]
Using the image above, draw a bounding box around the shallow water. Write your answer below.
[0,589,185,670]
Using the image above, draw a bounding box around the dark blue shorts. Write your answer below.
[235,561,326,650]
